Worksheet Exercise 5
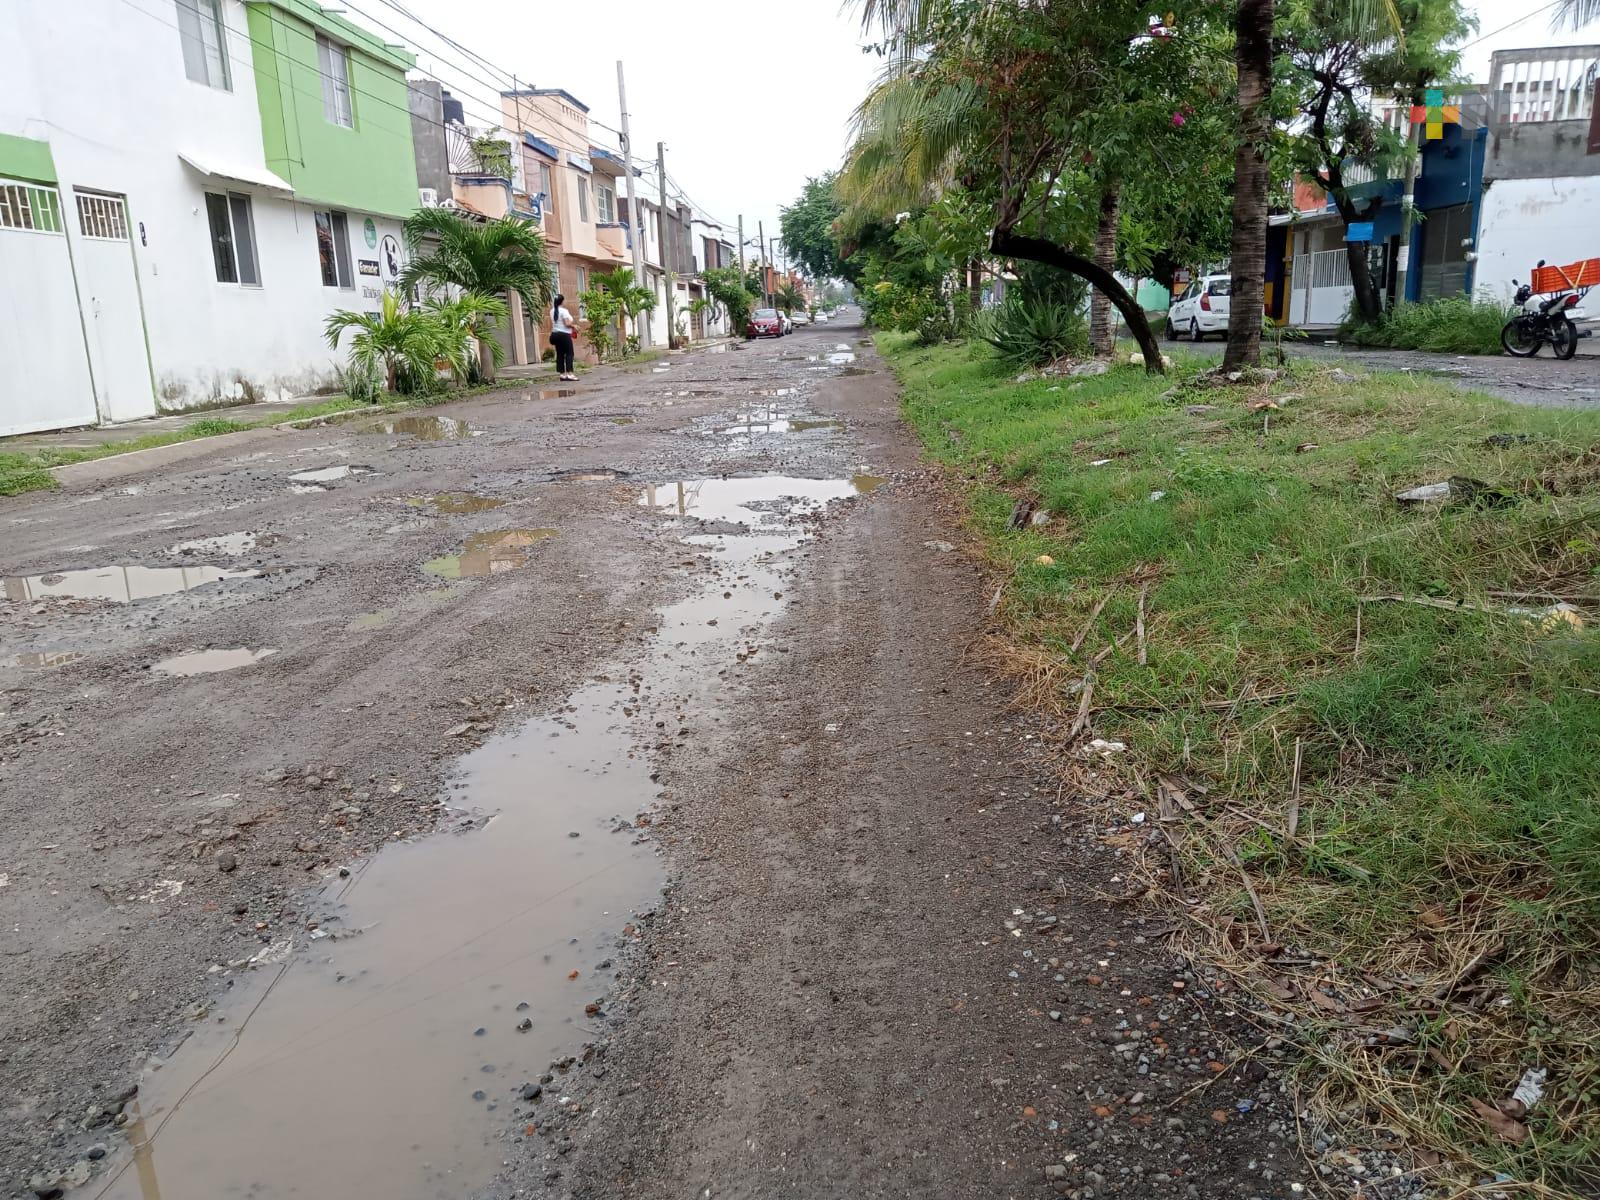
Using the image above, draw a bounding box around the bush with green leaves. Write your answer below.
[978,295,1089,366]
[578,286,623,362]
[703,267,756,336]
[325,291,463,394]
[1341,295,1514,355]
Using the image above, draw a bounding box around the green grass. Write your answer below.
[0,380,538,498]
[880,331,1600,1194]
[1342,295,1514,355]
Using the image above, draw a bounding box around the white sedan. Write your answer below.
[1166,275,1232,340]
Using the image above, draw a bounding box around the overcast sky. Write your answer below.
[337,0,1596,267]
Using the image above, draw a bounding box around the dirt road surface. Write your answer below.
[3,320,1300,1200]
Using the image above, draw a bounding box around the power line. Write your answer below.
[1456,0,1566,51]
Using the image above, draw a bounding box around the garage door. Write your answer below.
[0,178,98,436]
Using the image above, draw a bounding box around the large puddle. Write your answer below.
[154,647,278,676]
[97,473,868,1200]
[1,564,259,604]
[366,415,473,441]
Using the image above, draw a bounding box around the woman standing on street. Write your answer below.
[551,293,577,382]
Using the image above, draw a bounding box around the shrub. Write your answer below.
[978,296,1090,366]
[1342,295,1513,355]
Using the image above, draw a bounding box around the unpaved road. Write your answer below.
[3,320,1299,1200]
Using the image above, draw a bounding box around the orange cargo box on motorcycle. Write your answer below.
[1529,259,1600,295]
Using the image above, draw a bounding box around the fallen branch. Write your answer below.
[1070,587,1117,653]
[1136,583,1149,667]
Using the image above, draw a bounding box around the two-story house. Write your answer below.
[0,0,421,435]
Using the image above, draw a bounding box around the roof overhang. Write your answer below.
[179,153,294,197]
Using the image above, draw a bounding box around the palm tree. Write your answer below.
[399,209,555,382]
[774,279,808,316]
[426,292,510,383]
[597,267,657,348]
[325,291,455,394]
[1552,0,1598,27]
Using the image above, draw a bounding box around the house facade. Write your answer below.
[0,0,420,436]
[1472,45,1600,301]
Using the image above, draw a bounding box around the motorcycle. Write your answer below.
[1501,260,1589,359]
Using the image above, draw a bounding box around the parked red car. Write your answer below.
[746,307,784,338]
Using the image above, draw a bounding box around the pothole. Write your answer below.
[421,529,557,579]
[153,647,278,676]
[3,564,261,603]
[636,475,874,525]
[548,468,628,483]
[9,651,87,670]
[169,532,279,557]
[827,352,857,366]
[365,415,472,441]
[406,494,507,515]
[537,389,578,400]
[289,464,376,484]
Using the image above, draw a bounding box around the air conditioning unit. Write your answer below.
[418,187,439,207]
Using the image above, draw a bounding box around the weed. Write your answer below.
[1343,296,1515,355]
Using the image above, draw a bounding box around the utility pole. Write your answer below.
[616,60,649,346]
[658,141,676,348]
[1392,113,1422,308]
[737,215,745,276]
[757,219,769,305]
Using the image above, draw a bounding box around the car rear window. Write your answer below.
[1207,280,1232,296]
[754,308,778,318]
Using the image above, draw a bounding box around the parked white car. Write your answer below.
[1166,275,1232,341]
[814,311,830,324]
[791,311,810,326]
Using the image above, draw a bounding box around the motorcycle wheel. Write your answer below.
[1501,319,1541,357]
[1552,317,1579,360]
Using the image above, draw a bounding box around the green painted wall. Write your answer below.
[0,133,57,184]
[246,0,418,218]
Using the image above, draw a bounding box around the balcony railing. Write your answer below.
[1489,46,1599,125]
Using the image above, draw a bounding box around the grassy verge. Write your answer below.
[880,331,1600,1195]
[0,379,540,499]
[1341,295,1514,355]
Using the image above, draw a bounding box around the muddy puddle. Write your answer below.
[2,564,260,604]
[8,650,87,670]
[538,389,577,400]
[367,415,473,441]
[637,475,875,525]
[713,409,844,437]
[154,647,278,676]
[826,351,857,366]
[422,529,557,579]
[406,493,507,515]
[288,464,374,484]
[169,532,277,557]
[98,475,849,1200]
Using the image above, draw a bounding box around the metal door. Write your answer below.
[0,178,98,435]
[70,190,156,423]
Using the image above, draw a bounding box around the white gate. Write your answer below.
[1292,249,1355,327]
[70,190,155,423]
[0,178,98,436]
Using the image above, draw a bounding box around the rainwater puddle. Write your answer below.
[8,650,87,670]
[538,389,578,400]
[289,465,374,484]
[2,564,260,604]
[406,493,507,515]
[827,352,857,366]
[713,410,843,437]
[169,532,277,557]
[852,473,888,493]
[367,415,472,441]
[610,417,636,425]
[99,478,837,1200]
[421,529,557,579]
[289,483,326,495]
[154,647,278,676]
[637,475,871,526]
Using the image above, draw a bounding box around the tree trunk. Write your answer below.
[966,258,982,315]
[477,337,496,383]
[1223,0,1274,371]
[1090,186,1122,356]
[991,229,1165,373]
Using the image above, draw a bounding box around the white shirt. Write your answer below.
[554,306,575,334]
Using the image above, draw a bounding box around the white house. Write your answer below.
[0,0,421,436]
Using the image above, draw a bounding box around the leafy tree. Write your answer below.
[686,295,717,337]
[705,265,757,333]
[780,174,851,283]
[425,292,509,383]
[578,285,623,362]
[399,209,556,382]
[1280,0,1472,323]
[325,291,458,394]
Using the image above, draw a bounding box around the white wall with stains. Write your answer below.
[1474,175,1600,302]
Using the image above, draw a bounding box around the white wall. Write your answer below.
[0,0,407,421]
[1473,176,1600,302]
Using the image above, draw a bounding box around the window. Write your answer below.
[317,34,354,127]
[206,191,260,285]
[576,176,590,223]
[314,209,353,288]
[536,162,553,200]
[1207,279,1231,296]
[176,0,230,90]
[575,265,587,318]
[0,183,64,233]
[76,192,130,240]
[596,183,615,224]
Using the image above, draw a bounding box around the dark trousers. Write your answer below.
[550,331,575,374]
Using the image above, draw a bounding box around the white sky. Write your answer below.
[333,0,1596,268]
